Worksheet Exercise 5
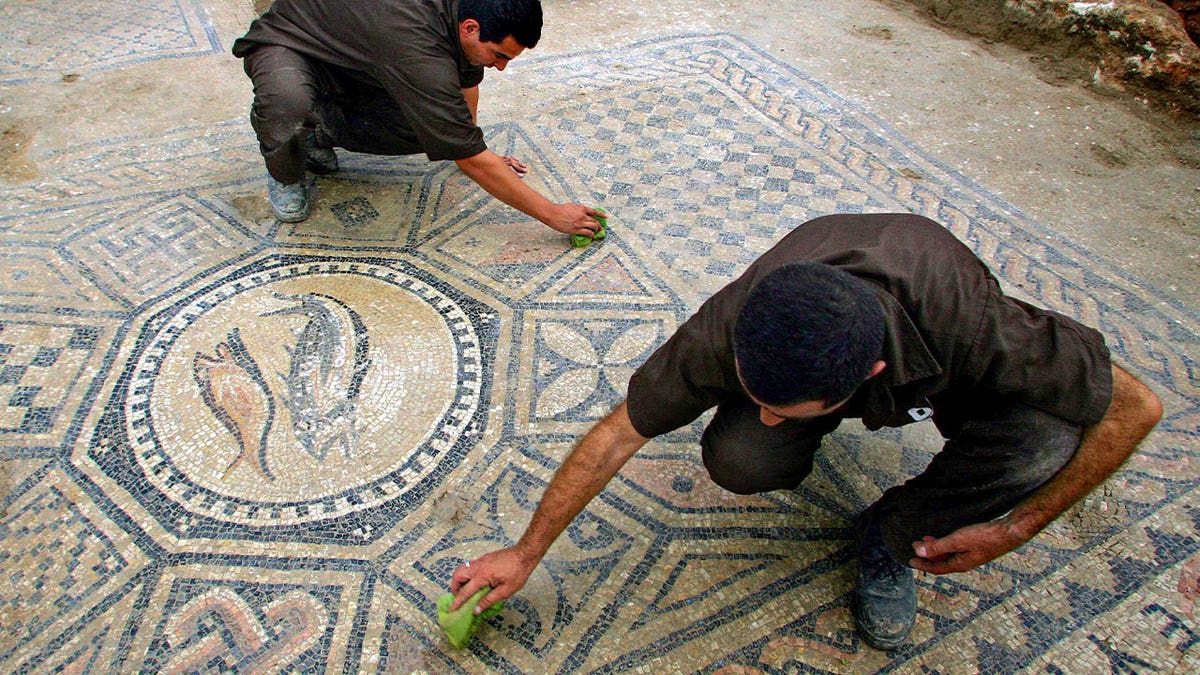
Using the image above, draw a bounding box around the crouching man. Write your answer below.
[232,0,604,233]
[450,213,1162,649]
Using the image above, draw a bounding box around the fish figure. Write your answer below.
[193,328,276,481]
[264,292,370,461]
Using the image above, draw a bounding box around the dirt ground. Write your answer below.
[899,0,1200,114]
[2,0,1199,309]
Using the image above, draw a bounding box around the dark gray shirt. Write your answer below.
[627,213,1113,438]
[233,0,486,160]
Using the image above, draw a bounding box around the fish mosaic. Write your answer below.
[192,327,276,481]
[262,292,371,462]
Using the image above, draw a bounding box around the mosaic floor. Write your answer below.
[2,3,1199,673]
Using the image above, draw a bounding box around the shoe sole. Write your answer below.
[273,208,311,223]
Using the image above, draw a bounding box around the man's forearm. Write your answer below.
[1000,363,1162,541]
[448,402,650,610]
[515,402,649,561]
[456,149,555,222]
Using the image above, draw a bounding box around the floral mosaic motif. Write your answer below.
[533,319,662,419]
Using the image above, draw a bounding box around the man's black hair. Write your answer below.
[459,0,543,48]
[734,263,885,406]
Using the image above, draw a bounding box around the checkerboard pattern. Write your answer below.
[0,322,100,435]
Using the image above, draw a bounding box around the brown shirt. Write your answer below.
[232,0,486,161]
[627,213,1113,438]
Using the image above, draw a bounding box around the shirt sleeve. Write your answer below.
[626,295,742,438]
[964,285,1113,426]
[374,57,486,161]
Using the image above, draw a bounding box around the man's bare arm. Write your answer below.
[450,402,649,611]
[455,149,601,235]
[911,363,1163,573]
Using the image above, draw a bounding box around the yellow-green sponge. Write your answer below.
[437,587,505,649]
[571,208,608,248]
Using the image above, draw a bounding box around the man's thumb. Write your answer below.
[913,535,940,559]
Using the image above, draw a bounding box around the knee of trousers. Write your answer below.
[701,439,812,495]
[250,88,320,148]
[872,409,1084,562]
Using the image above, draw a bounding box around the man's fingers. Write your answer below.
[912,534,947,560]
[476,586,507,614]
[911,557,953,574]
[502,156,528,177]
[911,553,976,575]
[450,581,482,611]
[450,564,470,594]
[450,573,487,612]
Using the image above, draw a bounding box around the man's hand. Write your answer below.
[543,203,606,236]
[450,546,537,613]
[909,521,1026,574]
[500,155,528,178]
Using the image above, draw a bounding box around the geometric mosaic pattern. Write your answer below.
[0,0,220,85]
[1,30,1197,673]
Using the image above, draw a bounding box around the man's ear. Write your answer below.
[459,18,479,37]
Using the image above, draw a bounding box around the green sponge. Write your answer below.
[437,587,505,649]
[571,208,608,248]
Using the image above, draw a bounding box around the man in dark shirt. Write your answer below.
[448,213,1163,649]
[232,0,604,232]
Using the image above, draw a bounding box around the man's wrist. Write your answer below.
[997,509,1044,545]
[512,536,549,566]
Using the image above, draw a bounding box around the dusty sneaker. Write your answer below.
[851,509,917,650]
[267,174,310,223]
[304,134,339,175]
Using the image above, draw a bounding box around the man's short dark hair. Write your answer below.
[459,0,543,48]
[734,263,885,406]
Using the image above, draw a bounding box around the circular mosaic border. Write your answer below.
[89,255,498,542]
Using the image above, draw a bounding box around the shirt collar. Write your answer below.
[870,287,942,386]
[849,287,944,429]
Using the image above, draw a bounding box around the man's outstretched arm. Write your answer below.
[449,402,650,612]
[910,363,1163,574]
[456,149,601,235]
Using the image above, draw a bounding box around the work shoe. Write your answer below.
[304,134,339,175]
[267,174,310,223]
[851,509,917,650]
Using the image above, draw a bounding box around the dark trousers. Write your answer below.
[241,45,422,184]
[700,398,1083,564]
